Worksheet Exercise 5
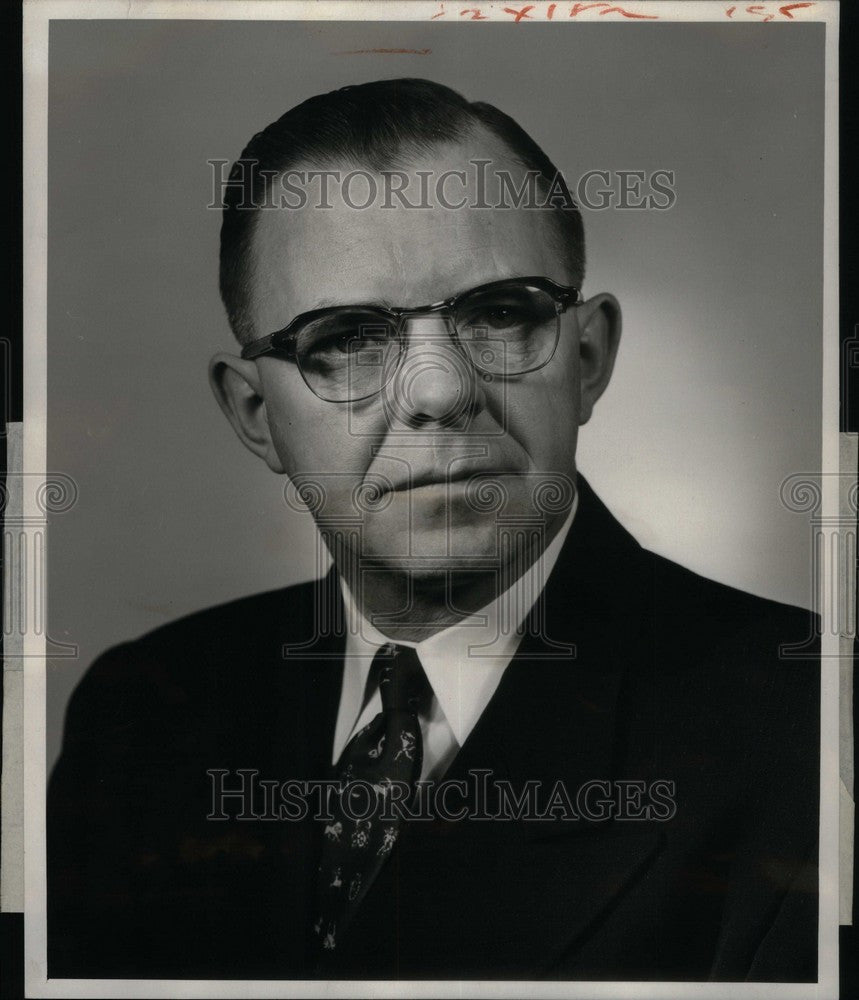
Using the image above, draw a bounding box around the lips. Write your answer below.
[387,468,507,493]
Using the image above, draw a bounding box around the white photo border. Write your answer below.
[21,2,842,997]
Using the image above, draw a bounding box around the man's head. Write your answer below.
[210,79,621,603]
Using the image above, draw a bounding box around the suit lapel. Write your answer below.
[445,474,651,790]
[273,569,347,778]
[266,573,346,972]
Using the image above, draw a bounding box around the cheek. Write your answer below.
[500,362,581,471]
[260,369,380,479]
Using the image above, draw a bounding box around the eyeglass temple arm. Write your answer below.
[241,333,297,361]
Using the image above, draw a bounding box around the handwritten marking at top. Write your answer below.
[429,1,660,18]
[599,4,658,16]
[726,2,814,19]
[503,5,536,20]
[426,1,817,19]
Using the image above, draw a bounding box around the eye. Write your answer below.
[301,314,395,360]
[460,298,532,333]
[481,304,526,329]
[319,331,366,355]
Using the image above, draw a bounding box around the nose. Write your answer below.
[384,315,486,429]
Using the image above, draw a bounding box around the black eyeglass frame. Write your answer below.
[239,275,582,400]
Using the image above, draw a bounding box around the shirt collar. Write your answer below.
[339,492,578,746]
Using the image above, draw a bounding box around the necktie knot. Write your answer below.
[376,644,427,715]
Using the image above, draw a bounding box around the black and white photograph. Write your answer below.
[15,1,845,996]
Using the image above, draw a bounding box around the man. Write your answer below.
[48,78,819,982]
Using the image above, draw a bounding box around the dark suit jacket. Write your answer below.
[47,477,820,981]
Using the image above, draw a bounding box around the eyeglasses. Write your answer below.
[240,276,581,403]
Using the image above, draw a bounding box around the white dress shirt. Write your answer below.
[332,497,578,780]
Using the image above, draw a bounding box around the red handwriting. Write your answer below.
[431,2,659,19]
[726,2,814,17]
[569,2,656,17]
[503,4,536,20]
[599,4,657,15]
[429,1,815,21]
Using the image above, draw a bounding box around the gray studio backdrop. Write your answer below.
[46,20,824,773]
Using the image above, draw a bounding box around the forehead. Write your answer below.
[248,133,570,329]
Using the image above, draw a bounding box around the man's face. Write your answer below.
[213,134,619,582]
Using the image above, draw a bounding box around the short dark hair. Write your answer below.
[219,78,585,344]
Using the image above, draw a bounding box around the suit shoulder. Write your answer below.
[60,579,322,742]
[643,546,814,632]
[634,553,820,792]
[640,550,819,729]
[133,578,320,653]
[641,548,819,692]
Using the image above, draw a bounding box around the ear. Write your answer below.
[576,292,622,425]
[208,353,285,473]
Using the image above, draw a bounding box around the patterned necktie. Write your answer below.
[312,643,426,960]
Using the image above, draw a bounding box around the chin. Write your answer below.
[359,515,505,573]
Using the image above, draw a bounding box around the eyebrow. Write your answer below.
[305,296,396,312]
[304,274,540,315]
